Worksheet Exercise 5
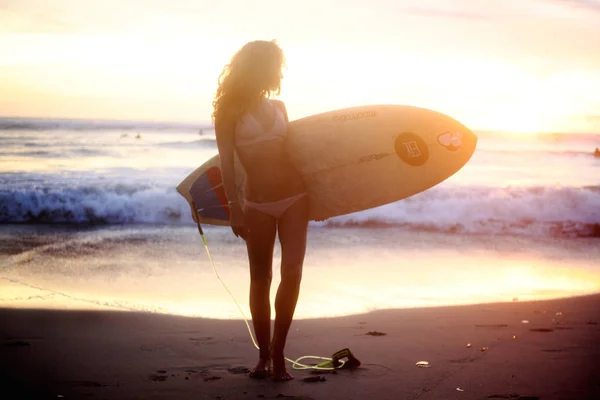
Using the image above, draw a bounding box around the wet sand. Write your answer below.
[2,224,600,319]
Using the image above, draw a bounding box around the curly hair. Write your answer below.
[212,40,286,124]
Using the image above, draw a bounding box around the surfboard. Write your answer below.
[177,104,477,226]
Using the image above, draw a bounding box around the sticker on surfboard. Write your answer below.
[394,132,429,166]
[437,131,463,151]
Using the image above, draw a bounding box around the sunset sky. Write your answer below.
[1,0,599,133]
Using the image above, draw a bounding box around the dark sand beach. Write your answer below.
[2,293,599,400]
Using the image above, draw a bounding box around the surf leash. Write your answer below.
[191,202,356,371]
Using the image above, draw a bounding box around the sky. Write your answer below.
[1,0,600,133]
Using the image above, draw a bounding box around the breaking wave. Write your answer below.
[1,183,598,238]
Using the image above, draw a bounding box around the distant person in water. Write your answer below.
[594,147,600,157]
[212,40,308,382]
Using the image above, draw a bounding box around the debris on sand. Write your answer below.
[366,331,387,336]
[475,324,508,328]
[303,376,326,383]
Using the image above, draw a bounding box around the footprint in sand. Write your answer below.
[184,368,222,382]
[148,374,168,382]
[149,368,223,382]
[69,380,106,387]
[5,340,31,347]
[189,337,216,345]
[448,357,478,364]
[228,366,251,375]
[529,328,553,333]
[139,343,167,352]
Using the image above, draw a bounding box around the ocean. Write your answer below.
[1,116,599,319]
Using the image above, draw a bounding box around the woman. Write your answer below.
[212,40,308,382]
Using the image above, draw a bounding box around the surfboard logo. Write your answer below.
[357,153,391,163]
[437,131,462,151]
[394,132,429,166]
[332,110,377,122]
[403,142,422,158]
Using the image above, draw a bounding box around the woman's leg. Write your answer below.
[272,195,309,380]
[244,206,277,378]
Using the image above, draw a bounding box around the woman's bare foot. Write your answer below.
[249,357,271,379]
[271,352,293,381]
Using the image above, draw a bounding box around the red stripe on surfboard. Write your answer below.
[205,166,223,187]
[205,167,230,218]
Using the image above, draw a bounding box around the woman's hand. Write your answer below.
[229,202,247,240]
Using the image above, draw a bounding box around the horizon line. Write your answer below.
[1,114,598,136]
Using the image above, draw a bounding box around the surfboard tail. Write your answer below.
[178,166,232,225]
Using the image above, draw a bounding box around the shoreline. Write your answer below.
[2,224,600,321]
[1,287,600,321]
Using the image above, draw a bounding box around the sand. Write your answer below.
[2,224,600,399]
[2,294,599,400]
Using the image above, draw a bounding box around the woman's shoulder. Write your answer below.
[269,99,288,121]
[269,99,286,110]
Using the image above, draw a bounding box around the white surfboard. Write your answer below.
[177,104,477,226]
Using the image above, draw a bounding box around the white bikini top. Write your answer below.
[235,100,287,147]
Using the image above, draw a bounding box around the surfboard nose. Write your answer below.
[462,127,478,152]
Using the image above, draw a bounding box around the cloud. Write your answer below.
[586,114,600,122]
[547,0,600,12]
[20,10,76,34]
[0,1,206,35]
[404,6,494,20]
[0,2,111,34]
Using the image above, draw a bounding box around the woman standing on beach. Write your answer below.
[212,40,309,382]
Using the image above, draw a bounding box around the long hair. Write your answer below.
[212,40,286,124]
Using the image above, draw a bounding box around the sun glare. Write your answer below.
[1,1,599,132]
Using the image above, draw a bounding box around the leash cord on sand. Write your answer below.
[193,216,344,371]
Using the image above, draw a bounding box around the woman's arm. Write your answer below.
[214,116,240,205]
[215,115,246,239]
